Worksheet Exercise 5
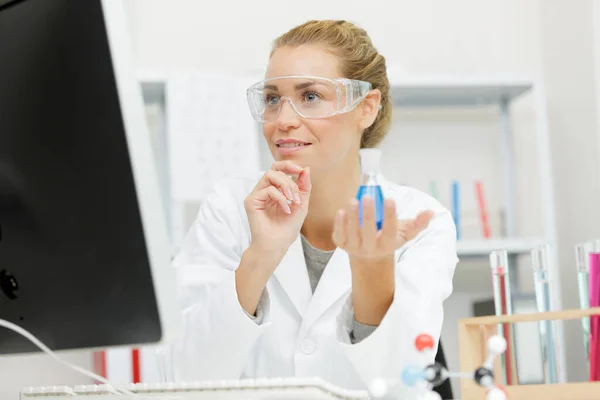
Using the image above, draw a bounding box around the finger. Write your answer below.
[296,167,311,203]
[406,210,435,241]
[415,210,435,230]
[270,160,304,175]
[346,199,361,248]
[380,199,397,247]
[253,172,296,205]
[394,211,435,247]
[361,196,377,250]
[255,186,291,214]
[401,210,435,240]
[263,170,300,204]
[332,209,347,248]
[395,218,413,247]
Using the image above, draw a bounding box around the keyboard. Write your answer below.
[20,377,371,399]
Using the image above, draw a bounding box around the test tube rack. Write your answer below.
[458,307,600,400]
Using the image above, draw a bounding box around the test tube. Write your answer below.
[532,245,559,383]
[489,250,516,385]
[575,242,591,365]
[589,240,600,381]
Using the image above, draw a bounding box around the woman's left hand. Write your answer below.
[332,196,434,263]
[333,196,434,325]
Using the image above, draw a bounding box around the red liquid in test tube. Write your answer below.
[490,250,516,385]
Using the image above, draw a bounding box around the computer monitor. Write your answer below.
[0,0,179,354]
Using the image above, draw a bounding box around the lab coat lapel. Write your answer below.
[272,235,312,317]
[297,175,392,336]
[298,248,352,339]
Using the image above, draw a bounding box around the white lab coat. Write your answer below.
[170,172,458,396]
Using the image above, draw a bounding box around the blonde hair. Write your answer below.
[271,20,392,148]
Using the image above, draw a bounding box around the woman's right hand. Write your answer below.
[244,161,311,258]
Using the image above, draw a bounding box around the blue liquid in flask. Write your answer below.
[356,184,384,230]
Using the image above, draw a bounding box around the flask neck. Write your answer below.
[361,172,379,186]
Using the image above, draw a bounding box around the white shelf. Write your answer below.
[456,237,546,258]
[388,76,534,107]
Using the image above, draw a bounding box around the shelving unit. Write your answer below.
[389,76,533,107]
[138,72,564,381]
[385,76,557,275]
[386,74,563,382]
[456,237,547,258]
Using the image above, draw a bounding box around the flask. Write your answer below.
[356,148,384,230]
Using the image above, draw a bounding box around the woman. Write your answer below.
[172,20,458,397]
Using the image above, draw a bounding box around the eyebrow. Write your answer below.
[263,81,323,91]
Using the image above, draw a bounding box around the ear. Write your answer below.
[358,89,382,131]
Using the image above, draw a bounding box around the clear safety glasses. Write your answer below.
[246,75,373,123]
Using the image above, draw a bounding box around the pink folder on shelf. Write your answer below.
[475,181,491,239]
[589,253,600,381]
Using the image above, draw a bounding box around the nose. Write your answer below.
[274,97,301,131]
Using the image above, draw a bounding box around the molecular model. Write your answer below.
[368,333,508,400]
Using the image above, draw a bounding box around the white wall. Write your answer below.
[1,0,563,398]
[539,0,600,382]
[126,0,545,248]
[130,1,546,397]
[596,0,600,163]
[125,0,541,75]
[0,351,94,399]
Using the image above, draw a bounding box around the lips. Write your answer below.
[277,142,311,148]
[275,139,311,148]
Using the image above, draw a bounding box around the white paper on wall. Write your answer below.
[166,72,261,202]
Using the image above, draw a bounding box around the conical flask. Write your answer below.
[356,148,384,230]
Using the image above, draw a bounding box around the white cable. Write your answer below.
[0,318,136,396]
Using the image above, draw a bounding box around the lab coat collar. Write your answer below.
[272,236,312,317]
[298,247,352,339]
[273,234,353,337]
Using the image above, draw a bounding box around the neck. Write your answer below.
[301,160,362,250]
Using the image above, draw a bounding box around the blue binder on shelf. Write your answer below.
[451,181,460,239]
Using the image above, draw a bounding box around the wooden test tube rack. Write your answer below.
[458,307,600,400]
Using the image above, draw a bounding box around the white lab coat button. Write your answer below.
[300,339,316,354]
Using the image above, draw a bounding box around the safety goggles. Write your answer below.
[246,75,373,123]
